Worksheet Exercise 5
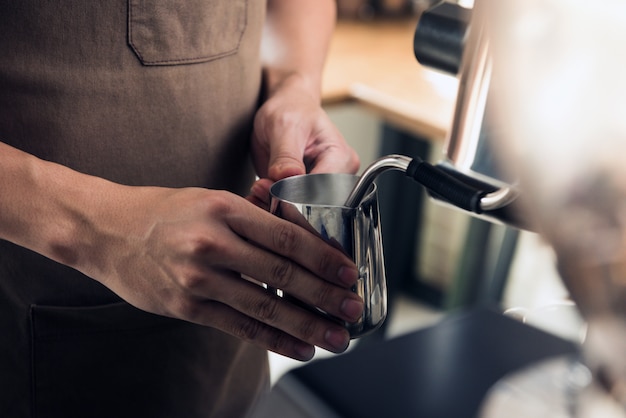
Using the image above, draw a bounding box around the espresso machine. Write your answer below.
[414,1,626,415]
[412,0,525,228]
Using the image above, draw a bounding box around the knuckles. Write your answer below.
[311,282,337,310]
[169,297,204,323]
[261,105,300,133]
[295,316,318,342]
[272,223,299,254]
[233,316,263,342]
[269,259,295,289]
[176,270,206,293]
[249,294,281,324]
[315,251,335,281]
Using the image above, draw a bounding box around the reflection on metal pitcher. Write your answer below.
[270,173,387,338]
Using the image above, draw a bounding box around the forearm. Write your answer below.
[0,141,148,275]
[0,142,82,260]
[261,0,336,102]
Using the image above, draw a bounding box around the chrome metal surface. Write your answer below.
[444,3,492,177]
[440,0,516,193]
[412,1,524,225]
[270,173,387,338]
[344,154,412,208]
[479,187,518,211]
[346,153,516,215]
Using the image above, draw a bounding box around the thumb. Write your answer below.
[267,141,307,181]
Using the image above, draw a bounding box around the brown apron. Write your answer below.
[0,1,269,417]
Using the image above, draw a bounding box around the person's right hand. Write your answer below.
[76,186,363,361]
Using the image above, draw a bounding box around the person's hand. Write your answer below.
[249,74,360,208]
[80,185,363,361]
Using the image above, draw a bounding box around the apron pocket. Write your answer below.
[30,302,218,418]
[128,0,248,66]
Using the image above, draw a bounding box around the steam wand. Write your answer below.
[344,154,516,213]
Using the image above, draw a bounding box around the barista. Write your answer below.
[0,1,361,416]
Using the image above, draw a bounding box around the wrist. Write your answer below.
[27,159,122,274]
[262,69,322,104]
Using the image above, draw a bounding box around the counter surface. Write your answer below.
[322,17,458,140]
[253,308,579,418]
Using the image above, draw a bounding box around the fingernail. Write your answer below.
[338,266,358,286]
[325,328,350,352]
[294,342,315,361]
[341,298,364,322]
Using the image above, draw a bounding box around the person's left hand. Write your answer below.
[248,74,360,209]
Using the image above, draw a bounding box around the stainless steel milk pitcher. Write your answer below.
[269,173,387,339]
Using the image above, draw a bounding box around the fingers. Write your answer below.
[173,194,362,357]
[212,198,363,343]
[205,278,352,359]
[168,232,357,358]
[186,298,317,361]
[228,205,359,289]
[247,178,273,211]
[254,108,307,181]
[267,140,307,181]
[215,232,362,324]
[149,189,362,360]
[307,142,361,175]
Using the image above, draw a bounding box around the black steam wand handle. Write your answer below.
[405,157,488,214]
[344,154,489,214]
